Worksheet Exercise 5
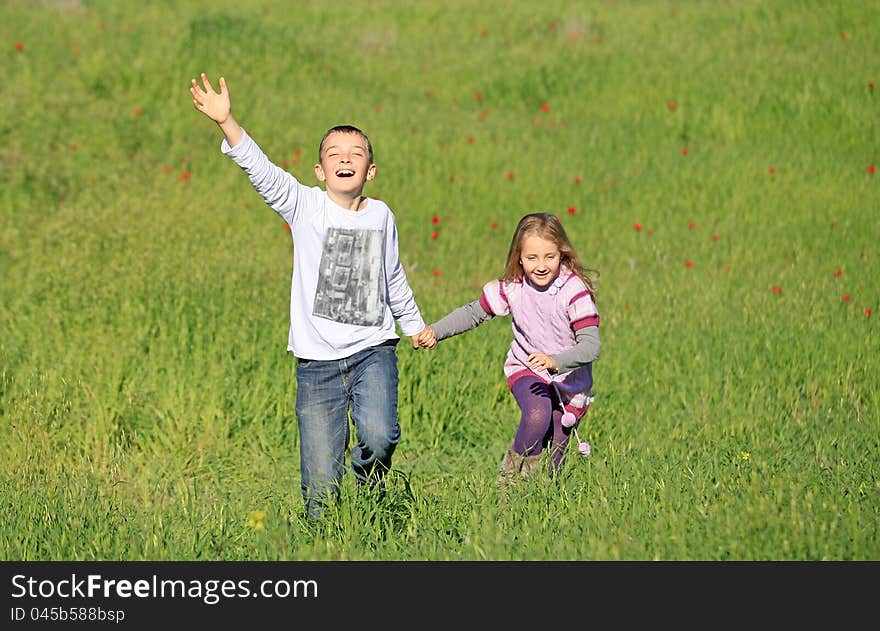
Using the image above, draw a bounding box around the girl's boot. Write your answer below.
[498,444,525,489]
[519,453,545,479]
[499,444,546,488]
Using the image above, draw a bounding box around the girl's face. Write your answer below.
[519,233,561,287]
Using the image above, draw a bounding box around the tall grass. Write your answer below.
[1,0,877,560]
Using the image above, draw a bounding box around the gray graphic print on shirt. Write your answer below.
[313,228,385,326]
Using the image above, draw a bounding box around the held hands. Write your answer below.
[527,352,557,373]
[190,73,231,124]
[411,326,437,350]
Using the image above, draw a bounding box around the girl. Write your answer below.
[422,213,600,485]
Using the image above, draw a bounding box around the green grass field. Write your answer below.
[1,0,878,560]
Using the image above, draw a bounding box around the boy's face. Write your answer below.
[315,131,376,199]
[519,233,561,287]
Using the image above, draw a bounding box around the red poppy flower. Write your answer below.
[667,101,676,110]
[769,167,776,174]
[869,83,875,91]
[841,31,848,40]
[474,92,483,101]
[868,165,875,174]
[432,215,440,224]
[541,103,550,112]
[467,136,475,144]
[865,308,872,317]
[834,269,843,277]
[771,285,783,294]
[427,90,436,98]
[712,234,719,242]
[688,221,696,229]
[682,148,688,156]
[178,171,191,181]
[490,222,498,229]
[574,177,582,184]
[162,165,172,173]
[567,206,576,215]
[505,171,515,180]
[431,231,439,240]
[633,223,643,231]
[433,269,441,277]
[15,42,24,51]
[843,294,851,302]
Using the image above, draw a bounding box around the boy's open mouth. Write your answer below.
[336,169,355,177]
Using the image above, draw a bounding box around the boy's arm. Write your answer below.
[383,215,427,342]
[191,73,310,224]
[190,73,243,147]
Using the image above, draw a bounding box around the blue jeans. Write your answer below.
[294,341,400,518]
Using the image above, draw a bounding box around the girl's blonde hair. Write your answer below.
[502,213,598,298]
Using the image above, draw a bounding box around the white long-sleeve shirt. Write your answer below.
[222,132,426,360]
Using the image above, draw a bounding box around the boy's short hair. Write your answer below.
[318,125,374,163]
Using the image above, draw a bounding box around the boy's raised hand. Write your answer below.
[190,73,230,124]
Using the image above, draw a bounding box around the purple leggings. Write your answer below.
[510,376,572,468]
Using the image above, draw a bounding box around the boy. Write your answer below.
[189,73,435,518]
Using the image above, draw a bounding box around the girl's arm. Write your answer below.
[528,326,600,373]
[429,300,493,341]
[551,326,601,373]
